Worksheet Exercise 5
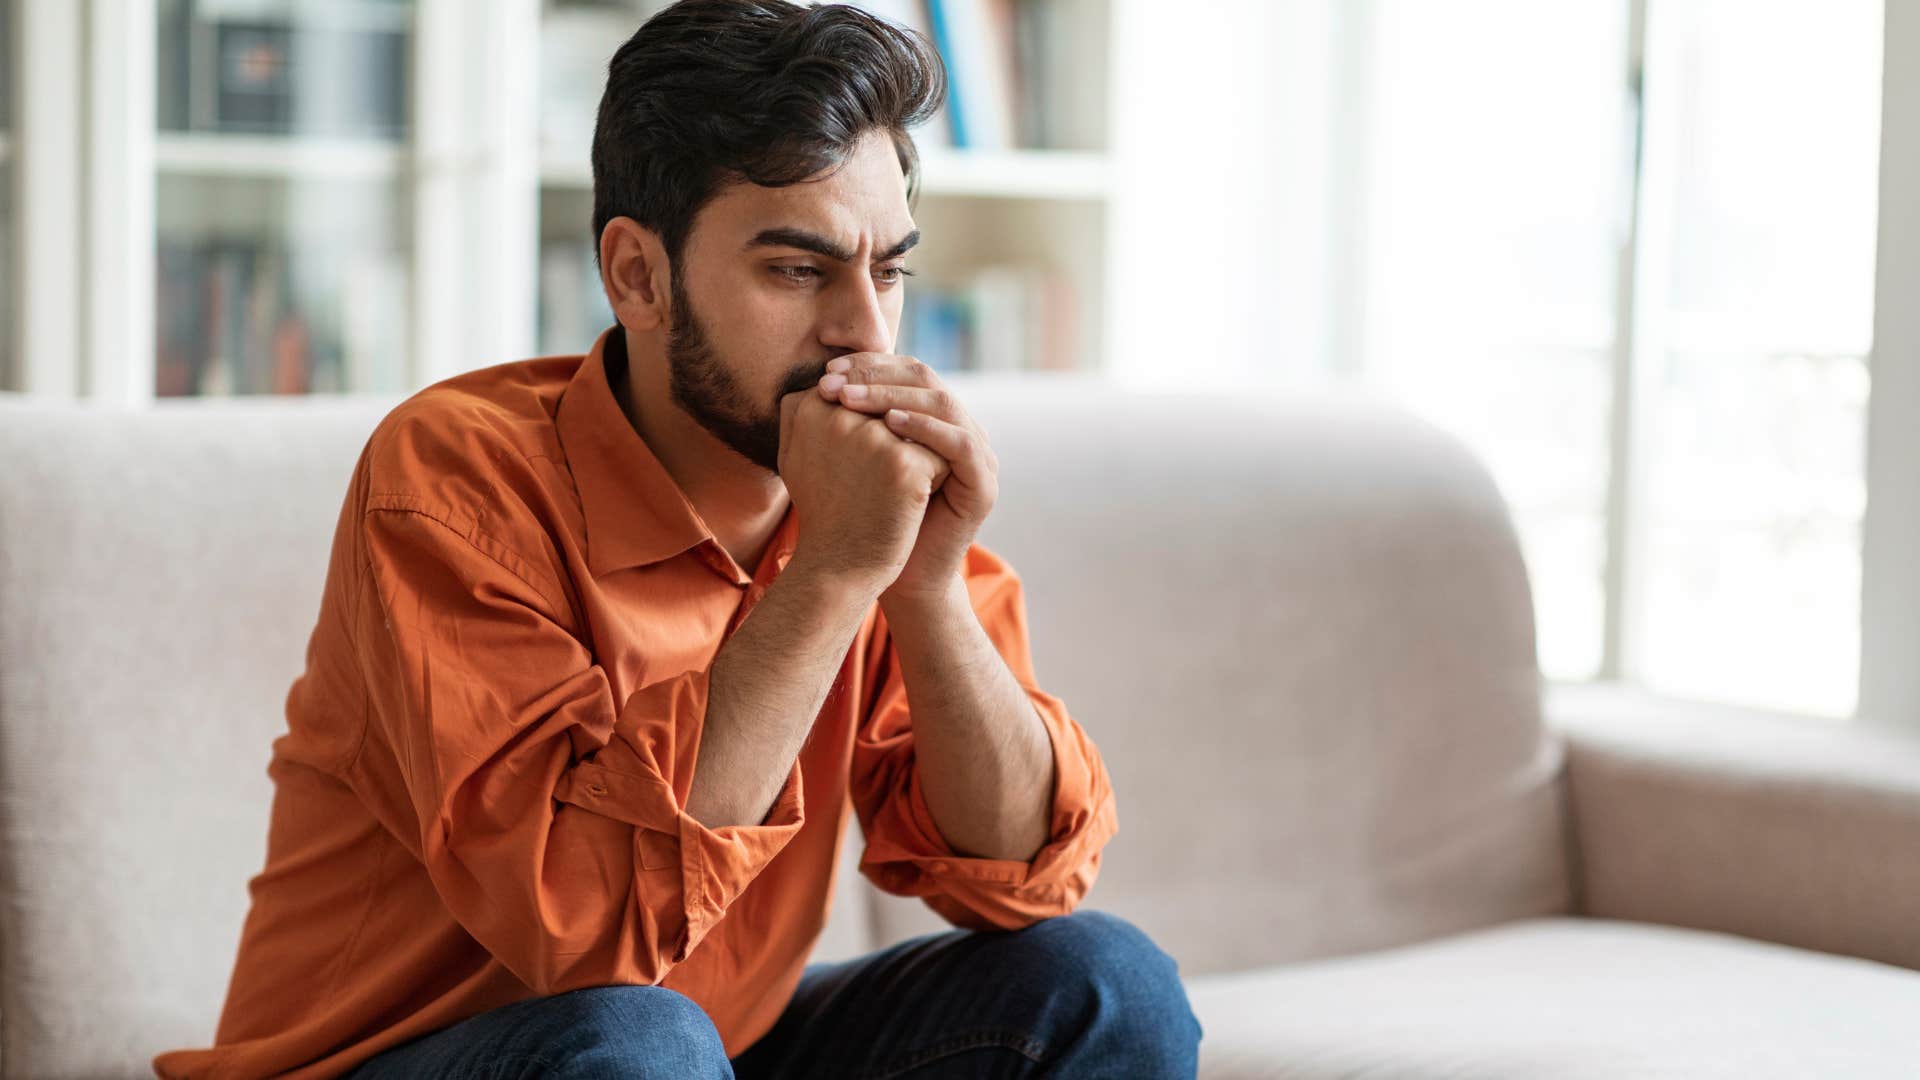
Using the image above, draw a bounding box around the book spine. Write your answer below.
[924,0,970,148]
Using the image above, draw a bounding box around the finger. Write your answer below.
[816,361,935,405]
[825,374,992,461]
[779,391,800,462]
[903,438,951,488]
[825,351,921,377]
[825,351,891,375]
[833,355,939,391]
[826,382,964,424]
[882,409,992,493]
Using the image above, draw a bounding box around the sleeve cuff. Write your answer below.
[675,754,805,961]
[868,683,1116,902]
[553,667,808,964]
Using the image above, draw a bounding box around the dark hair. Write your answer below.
[590,0,947,274]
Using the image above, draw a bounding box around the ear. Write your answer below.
[598,217,672,333]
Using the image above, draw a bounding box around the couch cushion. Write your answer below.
[1186,916,1920,1079]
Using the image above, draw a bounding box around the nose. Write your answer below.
[819,271,894,357]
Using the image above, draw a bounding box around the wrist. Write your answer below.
[880,569,968,617]
[779,551,888,613]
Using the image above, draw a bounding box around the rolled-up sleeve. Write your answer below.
[353,494,804,993]
[851,543,1118,931]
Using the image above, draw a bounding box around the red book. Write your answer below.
[271,313,311,394]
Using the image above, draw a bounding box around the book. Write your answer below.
[164,0,409,137]
[847,0,954,148]
[897,264,1079,372]
[926,0,1015,150]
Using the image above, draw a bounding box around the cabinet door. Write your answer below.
[1,0,14,391]
[534,0,656,355]
[154,0,415,396]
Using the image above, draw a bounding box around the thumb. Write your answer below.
[778,391,800,466]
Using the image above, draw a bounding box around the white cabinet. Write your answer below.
[0,1,13,394]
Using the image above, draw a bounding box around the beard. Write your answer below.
[664,269,823,475]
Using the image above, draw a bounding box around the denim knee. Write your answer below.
[533,984,732,1080]
[1012,909,1204,1069]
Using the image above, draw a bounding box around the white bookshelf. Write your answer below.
[1,128,10,398]
[154,133,408,180]
[535,147,1112,202]
[3,0,1128,399]
[917,148,1113,200]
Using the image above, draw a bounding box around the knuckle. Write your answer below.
[863,416,896,444]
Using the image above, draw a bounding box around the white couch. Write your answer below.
[4,376,1919,1078]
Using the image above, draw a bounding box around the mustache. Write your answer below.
[773,362,834,407]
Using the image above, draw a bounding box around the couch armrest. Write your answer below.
[1545,682,1920,972]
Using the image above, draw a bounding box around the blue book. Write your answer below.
[924,0,969,148]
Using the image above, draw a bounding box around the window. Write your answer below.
[1625,0,1881,718]
[1351,0,1883,718]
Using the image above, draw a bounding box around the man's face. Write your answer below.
[663,128,921,474]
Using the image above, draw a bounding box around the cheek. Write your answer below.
[733,302,813,357]
[719,292,822,397]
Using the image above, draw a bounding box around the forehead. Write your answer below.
[697,130,915,253]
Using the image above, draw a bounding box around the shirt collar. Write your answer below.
[554,325,796,586]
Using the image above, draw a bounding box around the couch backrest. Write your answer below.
[926,377,1574,972]
[0,394,399,1077]
[0,377,1570,1077]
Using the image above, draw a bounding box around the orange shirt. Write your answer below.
[152,326,1118,1079]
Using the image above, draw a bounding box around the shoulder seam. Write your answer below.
[363,493,572,620]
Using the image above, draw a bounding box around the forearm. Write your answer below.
[882,572,1053,861]
[687,559,876,828]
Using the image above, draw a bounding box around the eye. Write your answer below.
[877,266,917,285]
[774,265,821,283]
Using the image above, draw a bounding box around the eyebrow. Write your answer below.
[743,226,921,263]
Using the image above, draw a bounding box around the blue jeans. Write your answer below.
[347,909,1203,1078]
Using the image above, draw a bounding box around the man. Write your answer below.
[153,1,1201,1076]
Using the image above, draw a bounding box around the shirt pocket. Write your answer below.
[637,827,678,871]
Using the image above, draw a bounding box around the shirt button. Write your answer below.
[930,860,952,874]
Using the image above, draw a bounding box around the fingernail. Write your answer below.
[827,357,852,373]
[821,373,846,391]
[842,383,867,400]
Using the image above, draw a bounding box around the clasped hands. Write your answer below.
[815,353,998,605]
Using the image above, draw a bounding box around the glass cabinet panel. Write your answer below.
[1,0,13,391]
[535,0,653,356]
[154,0,414,396]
